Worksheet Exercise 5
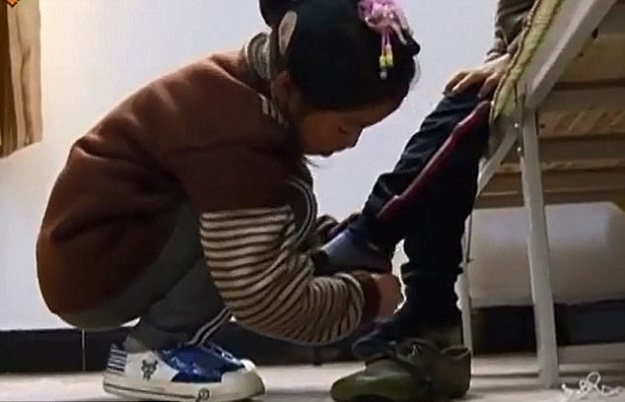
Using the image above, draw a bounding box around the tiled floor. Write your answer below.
[1,355,624,402]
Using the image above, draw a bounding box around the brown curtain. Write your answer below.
[0,0,42,158]
[0,3,17,156]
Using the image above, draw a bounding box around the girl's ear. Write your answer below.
[271,71,305,117]
[270,71,294,105]
[277,11,298,56]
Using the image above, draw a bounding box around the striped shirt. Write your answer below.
[201,207,369,344]
[194,89,379,344]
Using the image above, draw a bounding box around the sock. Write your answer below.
[321,228,389,272]
[123,336,151,353]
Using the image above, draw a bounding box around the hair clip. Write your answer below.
[357,0,413,80]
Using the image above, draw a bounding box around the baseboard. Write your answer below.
[471,299,625,355]
[2,300,625,373]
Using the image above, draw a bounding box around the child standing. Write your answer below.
[35,0,420,401]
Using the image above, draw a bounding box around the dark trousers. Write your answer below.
[62,203,230,351]
[351,87,490,327]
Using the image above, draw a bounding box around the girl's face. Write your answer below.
[271,72,401,157]
[296,103,399,156]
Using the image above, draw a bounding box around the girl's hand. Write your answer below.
[372,274,403,319]
[444,53,511,99]
[326,212,361,240]
[309,249,392,277]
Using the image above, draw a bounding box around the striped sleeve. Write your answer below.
[201,206,382,344]
[486,0,534,61]
[167,148,381,344]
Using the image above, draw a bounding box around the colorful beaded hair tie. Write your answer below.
[357,0,413,80]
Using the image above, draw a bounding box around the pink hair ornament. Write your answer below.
[358,0,413,79]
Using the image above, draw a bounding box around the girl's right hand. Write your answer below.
[372,273,403,319]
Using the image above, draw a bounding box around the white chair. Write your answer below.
[457,0,625,388]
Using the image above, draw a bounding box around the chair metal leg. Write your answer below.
[518,110,559,388]
[458,214,474,351]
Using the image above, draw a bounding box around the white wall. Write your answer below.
[469,203,625,307]
[0,0,270,330]
[0,0,623,330]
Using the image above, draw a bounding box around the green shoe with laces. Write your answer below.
[330,338,471,402]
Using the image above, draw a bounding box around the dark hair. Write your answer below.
[265,0,420,111]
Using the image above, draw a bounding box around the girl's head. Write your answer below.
[262,0,420,156]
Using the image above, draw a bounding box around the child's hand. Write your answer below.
[309,212,360,246]
[326,212,361,241]
[309,249,391,277]
[444,53,511,99]
[320,226,391,273]
[372,274,403,319]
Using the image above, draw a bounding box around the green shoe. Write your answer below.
[331,338,471,402]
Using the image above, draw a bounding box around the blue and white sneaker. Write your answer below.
[103,343,265,402]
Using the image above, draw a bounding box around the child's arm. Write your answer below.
[100,56,391,345]
[486,0,534,61]
[169,147,383,345]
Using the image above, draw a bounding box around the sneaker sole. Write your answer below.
[330,375,424,402]
[103,367,265,402]
[332,396,398,402]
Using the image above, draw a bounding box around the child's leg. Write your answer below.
[328,86,489,344]
[324,86,488,349]
[385,92,489,336]
[328,87,489,402]
[103,259,263,402]
[61,203,264,402]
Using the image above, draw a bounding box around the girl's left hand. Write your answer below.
[326,212,361,241]
[309,212,360,246]
[309,249,392,277]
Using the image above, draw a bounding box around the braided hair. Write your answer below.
[259,0,421,111]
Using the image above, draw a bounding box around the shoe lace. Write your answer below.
[383,341,432,385]
[404,342,424,359]
[202,343,236,360]
[383,340,421,359]
[559,372,624,401]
